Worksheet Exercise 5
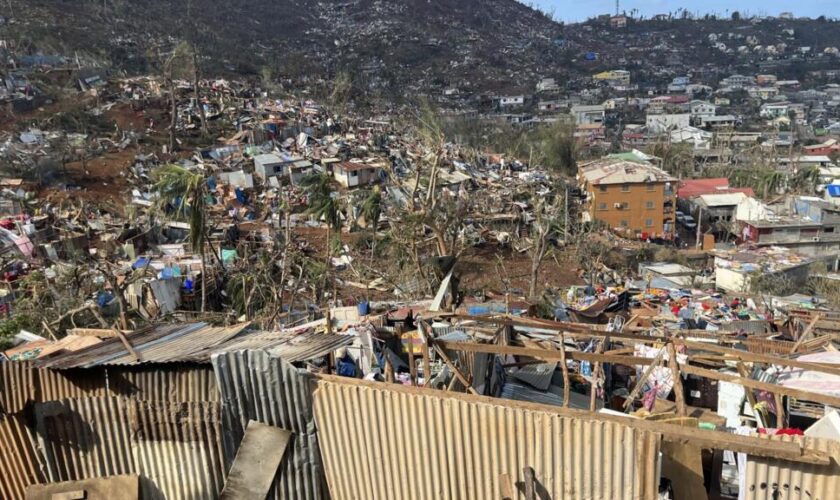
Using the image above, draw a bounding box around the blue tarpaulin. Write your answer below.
[828,184,840,197]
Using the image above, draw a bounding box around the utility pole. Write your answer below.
[615,0,620,16]
[696,206,703,249]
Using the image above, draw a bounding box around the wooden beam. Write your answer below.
[674,338,840,377]
[432,342,479,395]
[114,329,140,362]
[667,343,687,417]
[791,313,821,354]
[556,336,570,408]
[624,348,667,411]
[523,467,536,500]
[435,340,657,367]
[590,337,608,412]
[736,362,765,428]
[408,347,417,386]
[682,363,840,409]
[499,473,514,500]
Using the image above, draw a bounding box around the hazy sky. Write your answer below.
[526,0,839,22]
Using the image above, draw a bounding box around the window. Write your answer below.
[621,183,630,192]
[620,202,630,209]
[599,185,608,193]
[645,201,655,209]
[350,170,358,177]
[620,220,629,228]
[646,183,656,192]
[826,227,835,233]
[645,218,654,227]
[598,202,608,211]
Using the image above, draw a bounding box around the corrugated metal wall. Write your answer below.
[129,400,226,500]
[745,434,840,500]
[33,396,226,500]
[313,379,662,500]
[0,413,44,499]
[0,361,36,413]
[111,365,220,402]
[211,350,329,500]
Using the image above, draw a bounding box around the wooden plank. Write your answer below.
[220,421,292,500]
[667,343,687,417]
[499,473,514,500]
[676,338,840,377]
[408,347,417,386]
[523,467,536,500]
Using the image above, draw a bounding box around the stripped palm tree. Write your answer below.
[300,173,342,296]
[760,170,786,199]
[153,164,209,312]
[791,166,822,195]
[360,186,382,256]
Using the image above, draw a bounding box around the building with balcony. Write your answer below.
[578,159,677,239]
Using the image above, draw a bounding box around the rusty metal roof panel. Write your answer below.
[313,378,662,500]
[745,434,840,500]
[209,331,355,363]
[211,350,329,500]
[36,323,250,369]
[0,412,44,499]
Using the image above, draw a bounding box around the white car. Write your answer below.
[681,215,697,229]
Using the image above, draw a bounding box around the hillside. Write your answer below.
[3,0,565,93]
[3,2,840,95]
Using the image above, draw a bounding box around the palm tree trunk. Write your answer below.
[193,49,207,138]
[168,77,177,153]
[200,249,206,313]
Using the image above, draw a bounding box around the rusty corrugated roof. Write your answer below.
[36,323,249,369]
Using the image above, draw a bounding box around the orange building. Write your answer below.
[578,159,677,239]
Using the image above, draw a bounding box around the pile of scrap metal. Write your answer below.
[2,311,840,499]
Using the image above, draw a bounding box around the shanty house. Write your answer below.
[253,153,288,181]
[333,162,379,188]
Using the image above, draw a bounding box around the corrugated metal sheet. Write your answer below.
[35,397,226,500]
[0,361,36,413]
[35,323,247,369]
[510,362,558,391]
[313,378,661,500]
[213,331,354,363]
[110,365,220,402]
[211,350,328,500]
[129,400,226,500]
[38,367,112,402]
[35,397,136,482]
[745,434,840,500]
[0,412,45,499]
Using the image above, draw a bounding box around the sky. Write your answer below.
[525,0,840,22]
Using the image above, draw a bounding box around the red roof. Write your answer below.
[678,178,755,198]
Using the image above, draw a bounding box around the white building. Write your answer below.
[646,113,691,133]
[570,104,605,125]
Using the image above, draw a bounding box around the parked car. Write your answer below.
[681,215,697,229]
[675,211,685,223]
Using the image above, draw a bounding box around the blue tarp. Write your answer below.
[828,184,840,197]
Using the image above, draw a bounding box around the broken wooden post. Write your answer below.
[790,313,820,354]
[623,347,667,411]
[558,334,570,408]
[523,467,536,500]
[667,342,687,417]
[408,346,417,386]
[590,337,607,412]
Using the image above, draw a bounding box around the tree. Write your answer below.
[153,164,209,311]
[731,11,741,21]
[359,186,383,255]
[760,170,786,199]
[791,166,822,194]
[300,172,342,302]
[162,42,195,153]
[532,119,578,176]
[526,193,565,298]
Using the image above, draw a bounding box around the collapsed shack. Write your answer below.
[0,312,839,499]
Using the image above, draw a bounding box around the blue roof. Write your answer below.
[827,184,840,197]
